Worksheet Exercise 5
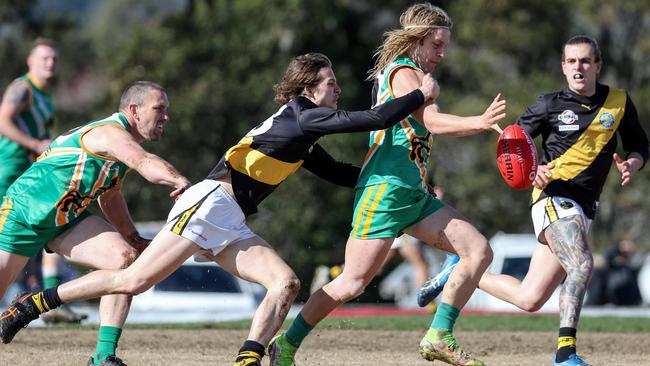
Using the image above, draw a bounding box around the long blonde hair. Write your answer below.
[368,3,452,80]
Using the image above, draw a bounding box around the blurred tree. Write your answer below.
[1,0,649,300]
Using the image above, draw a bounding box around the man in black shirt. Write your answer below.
[419,35,648,366]
[0,53,437,366]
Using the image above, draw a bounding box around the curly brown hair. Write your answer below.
[273,53,332,105]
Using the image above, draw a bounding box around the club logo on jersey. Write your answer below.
[558,110,578,124]
[557,110,580,131]
[409,134,431,164]
[56,176,120,218]
[599,112,615,128]
[557,109,578,125]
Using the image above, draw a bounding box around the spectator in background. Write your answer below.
[604,239,642,305]
[0,37,86,323]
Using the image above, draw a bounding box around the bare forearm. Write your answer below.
[99,192,138,239]
[0,116,43,151]
[424,113,484,136]
[99,191,149,252]
[136,153,185,187]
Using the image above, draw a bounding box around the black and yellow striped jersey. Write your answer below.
[207,90,425,216]
[517,83,649,218]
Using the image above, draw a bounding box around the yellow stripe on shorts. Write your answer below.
[171,202,200,235]
[0,197,13,233]
[169,184,221,236]
[545,197,559,223]
[353,183,388,239]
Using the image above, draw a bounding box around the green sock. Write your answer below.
[430,302,460,331]
[92,326,122,363]
[285,313,314,347]
[42,275,62,290]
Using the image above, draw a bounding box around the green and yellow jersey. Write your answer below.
[2,113,131,228]
[357,55,433,192]
[0,74,55,194]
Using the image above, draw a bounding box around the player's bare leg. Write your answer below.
[269,237,393,366]
[478,242,565,311]
[50,216,139,365]
[40,251,89,324]
[407,205,492,366]
[544,215,593,365]
[398,239,429,288]
[302,237,393,323]
[209,236,299,365]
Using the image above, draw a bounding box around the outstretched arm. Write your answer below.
[392,67,506,136]
[0,80,51,153]
[83,124,191,197]
[302,143,360,188]
[301,74,437,135]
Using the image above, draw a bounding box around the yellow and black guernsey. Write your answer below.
[208,90,425,216]
[517,83,649,218]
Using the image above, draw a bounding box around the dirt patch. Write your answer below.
[0,328,645,365]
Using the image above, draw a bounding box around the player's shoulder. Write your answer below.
[2,78,31,104]
[538,89,563,101]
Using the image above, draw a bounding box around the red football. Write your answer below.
[496,125,538,190]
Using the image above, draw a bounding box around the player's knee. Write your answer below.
[480,245,494,268]
[335,277,367,302]
[109,246,139,270]
[464,240,492,269]
[123,276,155,295]
[581,256,594,275]
[567,255,594,279]
[269,274,301,299]
[282,275,301,298]
[518,297,546,312]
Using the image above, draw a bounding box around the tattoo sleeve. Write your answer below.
[545,215,593,328]
[3,81,30,109]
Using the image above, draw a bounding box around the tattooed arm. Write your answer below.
[0,80,50,153]
[83,123,191,198]
[544,214,593,328]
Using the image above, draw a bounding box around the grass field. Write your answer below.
[210,313,650,332]
[1,313,648,365]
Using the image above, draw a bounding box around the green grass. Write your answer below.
[106,313,650,333]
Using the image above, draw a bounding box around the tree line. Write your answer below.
[1,0,649,297]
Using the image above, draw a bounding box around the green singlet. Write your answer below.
[0,113,131,256]
[0,74,55,196]
[351,56,443,239]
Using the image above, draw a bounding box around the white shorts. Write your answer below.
[390,234,417,250]
[531,196,592,242]
[163,179,257,261]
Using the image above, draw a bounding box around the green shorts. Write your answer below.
[0,160,30,197]
[350,182,444,239]
[0,197,89,257]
